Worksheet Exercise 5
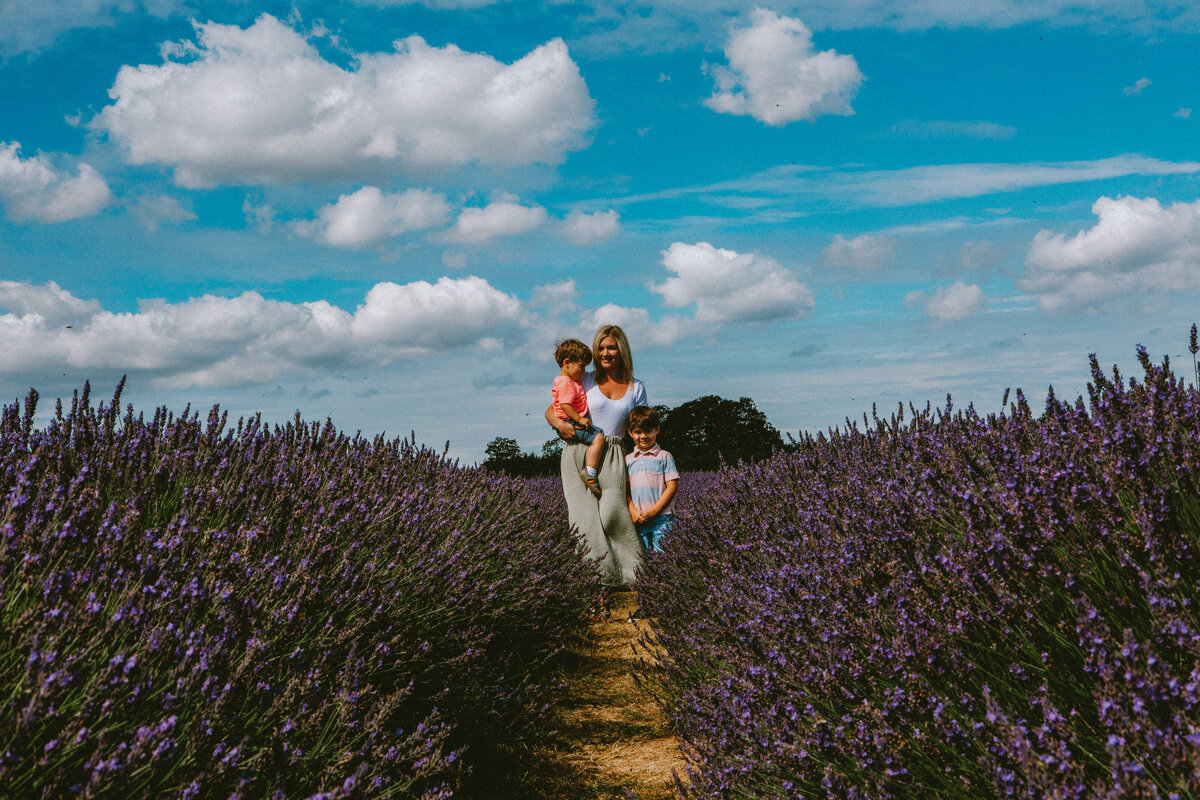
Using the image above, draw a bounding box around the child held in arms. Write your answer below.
[552,338,606,497]
[624,406,679,552]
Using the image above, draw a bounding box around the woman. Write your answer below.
[546,325,647,586]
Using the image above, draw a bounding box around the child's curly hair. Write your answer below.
[555,338,592,367]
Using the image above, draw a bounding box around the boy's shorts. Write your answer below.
[566,422,601,445]
[636,513,674,553]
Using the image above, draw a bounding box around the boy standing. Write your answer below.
[624,406,679,552]
[552,339,606,497]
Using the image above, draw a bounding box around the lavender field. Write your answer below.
[1,380,600,799]
[636,348,1200,798]
[7,346,1200,800]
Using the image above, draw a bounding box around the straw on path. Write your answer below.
[517,589,689,799]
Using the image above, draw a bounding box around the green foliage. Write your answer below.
[481,437,562,477]
[657,395,783,472]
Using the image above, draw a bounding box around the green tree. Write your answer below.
[483,436,522,466]
[481,436,561,477]
[657,395,782,472]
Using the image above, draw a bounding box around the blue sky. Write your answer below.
[2,1,1200,462]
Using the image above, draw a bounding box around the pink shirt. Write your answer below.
[625,444,679,516]
[552,375,588,420]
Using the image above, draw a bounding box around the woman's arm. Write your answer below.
[544,404,577,439]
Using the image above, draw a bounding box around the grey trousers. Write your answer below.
[560,438,644,586]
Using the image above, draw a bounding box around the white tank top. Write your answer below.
[581,373,647,438]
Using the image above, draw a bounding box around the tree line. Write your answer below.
[481,395,784,476]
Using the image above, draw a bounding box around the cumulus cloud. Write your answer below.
[444,198,547,244]
[350,277,520,351]
[704,8,863,126]
[653,241,815,323]
[0,141,113,223]
[822,233,895,269]
[0,280,102,327]
[561,209,620,245]
[1021,195,1200,310]
[905,281,985,322]
[293,186,450,249]
[0,277,521,386]
[580,303,696,348]
[92,14,595,187]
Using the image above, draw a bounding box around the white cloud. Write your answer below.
[129,193,195,232]
[1123,77,1152,96]
[615,155,1200,213]
[0,280,102,327]
[0,141,113,223]
[243,198,277,232]
[92,14,595,187]
[1022,195,1200,310]
[442,251,469,269]
[530,279,579,309]
[350,0,506,7]
[958,239,1006,271]
[293,186,450,249]
[0,0,184,56]
[561,209,620,245]
[704,8,863,126]
[572,2,1200,60]
[834,156,1200,207]
[889,119,1016,139]
[1176,108,1193,119]
[653,241,815,323]
[350,276,521,352]
[0,277,521,386]
[905,281,985,322]
[444,198,547,244]
[822,233,895,269]
[580,303,696,347]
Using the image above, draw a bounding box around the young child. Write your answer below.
[624,406,679,553]
[552,338,605,497]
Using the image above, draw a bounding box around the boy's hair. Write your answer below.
[555,338,592,367]
[626,405,661,432]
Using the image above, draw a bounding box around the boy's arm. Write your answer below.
[626,475,644,524]
[640,478,678,519]
[559,403,588,427]
[544,403,576,439]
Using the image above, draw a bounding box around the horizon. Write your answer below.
[3,1,1200,463]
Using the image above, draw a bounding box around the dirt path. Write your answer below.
[519,590,689,799]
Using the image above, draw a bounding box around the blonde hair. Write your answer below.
[592,324,634,385]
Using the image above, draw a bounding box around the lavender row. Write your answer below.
[636,349,1200,798]
[1,380,601,799]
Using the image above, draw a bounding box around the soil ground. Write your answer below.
[508,590,689,799]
